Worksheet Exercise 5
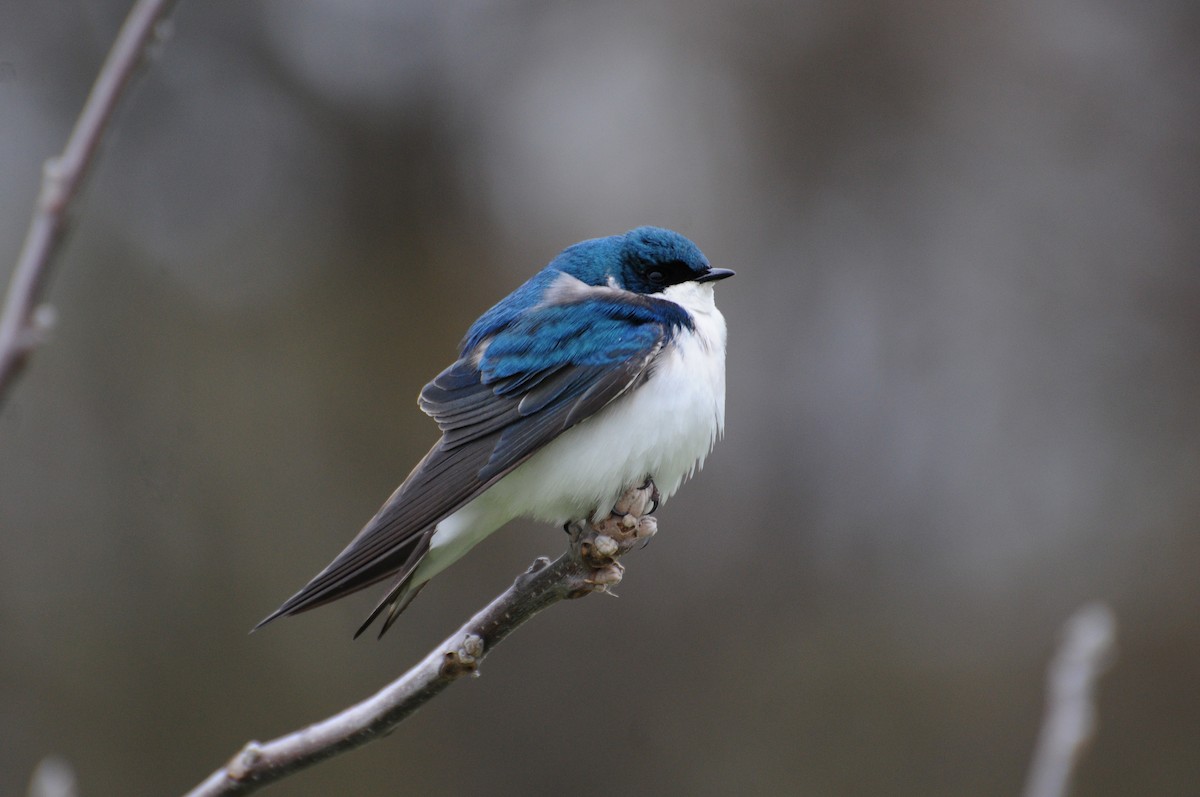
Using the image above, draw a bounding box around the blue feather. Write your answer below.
[479,300,679,379]
[462,226,708,355]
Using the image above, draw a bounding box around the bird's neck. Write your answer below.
[660,281,720,320]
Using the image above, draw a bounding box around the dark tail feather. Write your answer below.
[253,528,435,634]
[353,534,435,639]
[354,578,429,639]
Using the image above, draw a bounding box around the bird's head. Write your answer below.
[552,227,734,295]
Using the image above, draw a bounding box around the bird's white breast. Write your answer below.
[422,282,726,579]
[487,280,725,521]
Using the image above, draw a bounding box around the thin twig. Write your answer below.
[0,0,177,406]
[1022,602,1117,797]
[184,484,659,797]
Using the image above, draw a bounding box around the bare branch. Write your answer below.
[1022,602,1117,797]
[0,0,177,406]
[184,483,660,797]
[26,756,78,797]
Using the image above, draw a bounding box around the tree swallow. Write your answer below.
[257,227,733,637]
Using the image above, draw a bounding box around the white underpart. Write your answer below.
[412,279,727,587]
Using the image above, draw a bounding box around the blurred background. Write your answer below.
[2,1,1198,795]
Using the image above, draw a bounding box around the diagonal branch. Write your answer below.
[1022,602,1117,797]
[183,484,659,797]
[0,0,178,406]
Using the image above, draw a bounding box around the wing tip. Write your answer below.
[250,595,304,634]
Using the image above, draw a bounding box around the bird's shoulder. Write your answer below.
[461,268,693,376]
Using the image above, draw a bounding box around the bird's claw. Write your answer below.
[640,478,661,515]
[612,478,660,518]
[565,480,659,598]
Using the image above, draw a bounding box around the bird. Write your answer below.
[256,226,733,638]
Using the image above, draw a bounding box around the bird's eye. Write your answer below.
[648,270,665,284]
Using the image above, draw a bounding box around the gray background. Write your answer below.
[1,1,1197,795]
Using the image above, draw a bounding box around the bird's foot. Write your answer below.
[609,478,658,548]
[614,478,661,518]
[564,481,659,599]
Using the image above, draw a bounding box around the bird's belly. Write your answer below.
[484,329,726,525]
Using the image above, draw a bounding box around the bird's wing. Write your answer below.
[257,294,672,629]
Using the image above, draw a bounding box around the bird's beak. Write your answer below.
[696,268,735,283]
